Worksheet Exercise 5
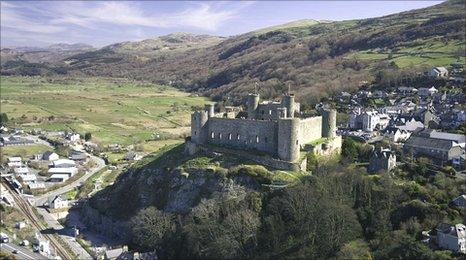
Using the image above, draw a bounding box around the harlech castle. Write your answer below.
[187,92,342,170]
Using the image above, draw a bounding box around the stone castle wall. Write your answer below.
[207,117,278,154]
[299,116,323,144]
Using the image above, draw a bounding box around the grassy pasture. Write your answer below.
[0,76,209,151]
[346,39,465,68]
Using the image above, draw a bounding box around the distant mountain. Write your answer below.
[2,0,464,106]
[46,43,94,52]
[1,43,94,65]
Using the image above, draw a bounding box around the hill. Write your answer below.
[2,0,465,106]
[79,142,466,259]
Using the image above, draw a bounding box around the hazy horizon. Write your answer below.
[1,1,444,48]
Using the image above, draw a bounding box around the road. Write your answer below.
[34,154,106,206]
[31,153,105,259]
[0,243,47,260]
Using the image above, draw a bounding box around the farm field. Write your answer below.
[346,39,465,68]
[0,76,209,150]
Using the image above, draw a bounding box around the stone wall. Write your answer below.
[299,116,323,144]
[207,117,278,155]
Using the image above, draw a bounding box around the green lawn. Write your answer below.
[0,76,209,150]
[1,144,52,162]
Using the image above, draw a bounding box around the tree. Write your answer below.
[84,132,92,141]
[130,207,174,251]
[342,138,358,162]
[0,113,8,125]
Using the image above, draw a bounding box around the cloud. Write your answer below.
[1,2,65,34]
[49,2,240,31]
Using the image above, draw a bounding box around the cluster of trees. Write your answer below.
[123,156,464,259]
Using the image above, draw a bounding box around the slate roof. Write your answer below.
[437,223,466,239]
[405,136,457,151]
[452,195,466,207]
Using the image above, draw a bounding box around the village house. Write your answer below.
[7,157,22,168]
[384,127,411,143]
[42,151,59,161]
[350,109,390,132]
[51,159,76,168]
[428,67,449,78]
[0,135,35,146]
[452,195,466,208]
[436,223,466,253]
[404,129,465,163]
[368,148,397,173]
[48,195,68,209]
[49,173,70,182]
[48,167,77,177]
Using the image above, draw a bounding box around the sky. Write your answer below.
[1,1,444,48]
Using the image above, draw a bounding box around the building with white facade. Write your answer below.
[436,223,466,254]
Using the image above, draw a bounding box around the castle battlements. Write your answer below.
[188,93,341,166]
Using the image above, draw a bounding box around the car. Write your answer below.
[12,249,18,254]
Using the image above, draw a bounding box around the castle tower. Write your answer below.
[191,110,208,144]
[277,107,287,119]
[204,103,215,118]
[278,118,300,162]
[246,94,260,119]
[282,93,295,118]
[322,109,337,138]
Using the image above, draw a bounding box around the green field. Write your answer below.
[346,39,465,68]
[1,144,52,162]
[0,76,209,150]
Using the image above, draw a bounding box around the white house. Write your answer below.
[52,159,76,168]
[428,67,449,78]
[48,167,77,177]
[42,151,59,161]
[14,167,29,175]
[66,133,81,143]
[49,174,70,182]
[437,223,466,253]
[48,196,68,209]
[385,128,412,143]
[7,157,22,168]
[19,173,37,183]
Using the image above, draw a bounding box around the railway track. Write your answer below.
[2,179,76,260]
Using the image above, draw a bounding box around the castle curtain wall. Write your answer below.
[207,118,278,154]
[299,116,323,145]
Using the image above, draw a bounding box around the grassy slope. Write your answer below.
[1,1,464,105]
[0,76,209,149]
[51,0,463,104]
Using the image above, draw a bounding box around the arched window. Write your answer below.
[194,131,197,136]
[228,133,232,140]
[256,135,259,143]
[211,131,214,139]
[219,133,222,139]
[237,134,241,140]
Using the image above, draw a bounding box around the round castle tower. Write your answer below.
[282,94,295,118]
[278,118,300,162]
[322,109,337,138]
[205,103,215,118]
[191,110,208,144]
[246,94,259,119]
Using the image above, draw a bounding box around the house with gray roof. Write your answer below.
[403,129,464,163]
[452,195,466,208]
[436,223,466,253]
[368,148,396,173]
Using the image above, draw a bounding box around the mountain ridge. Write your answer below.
[1,0,464,106]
